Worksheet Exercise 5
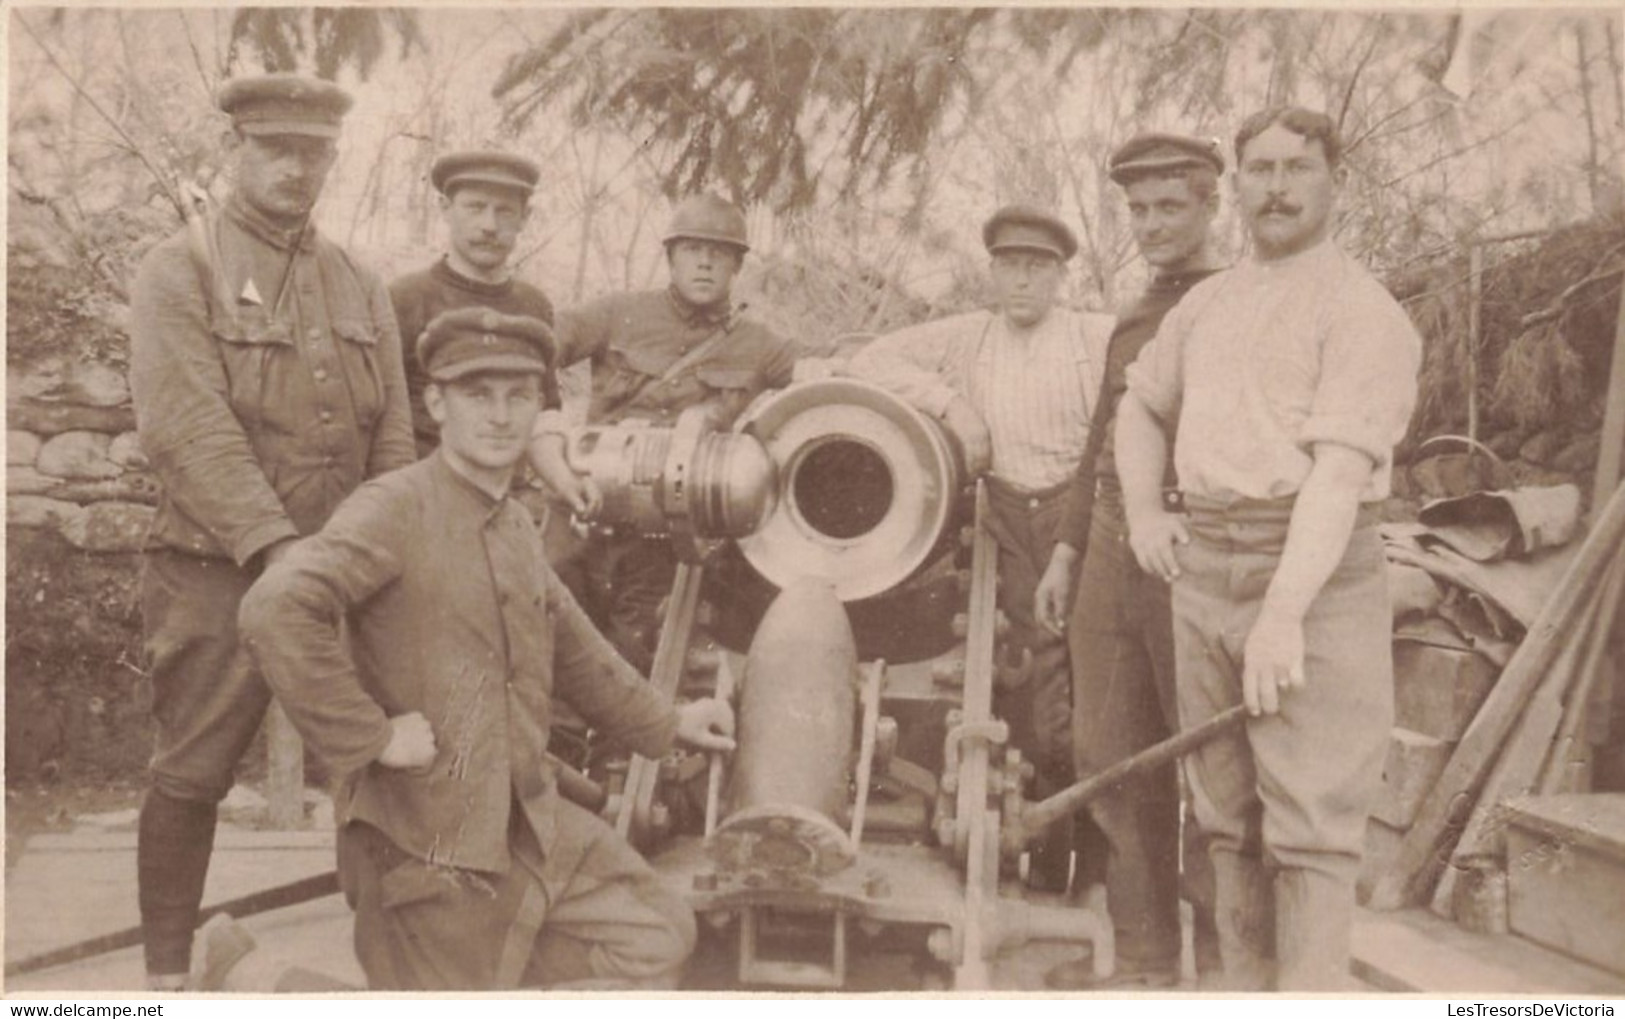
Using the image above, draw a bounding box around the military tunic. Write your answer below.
[129,193,415,804]
[239,454,693,989]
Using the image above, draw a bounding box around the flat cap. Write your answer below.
[417,307,555,382]
[218,74,353,139]
[1108,132,1225,184]
[431,150,540,197]
[982,204,1078,262]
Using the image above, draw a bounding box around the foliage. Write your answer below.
[225,8,425,79]
[495,9,996,208]
[5,530,148,784]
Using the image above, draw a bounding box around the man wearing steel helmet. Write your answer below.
[127,73,415,989]
[1034,132,1227,990]
[849,204,1115,893]
[1117,107,1420,990]
[389,150,559,457]
[238,308,736,990]
[530,193,797,674]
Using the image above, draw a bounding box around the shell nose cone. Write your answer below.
[702,432,779,537]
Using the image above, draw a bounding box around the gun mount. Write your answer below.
[563,377,1109,990]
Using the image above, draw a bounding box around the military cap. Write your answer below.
[417,307,555,382]
[982,204,1078,262]
[217,74,353,139]
[1108,132,1225,184]
[431,151,540,197]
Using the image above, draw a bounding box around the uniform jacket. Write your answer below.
[538,288,797,434]
[239,454,678,874]
[129,195,416,566]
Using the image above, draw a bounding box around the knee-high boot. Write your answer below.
[1206,846,1275,991]
[1275,867,1355,991]
[138,789,220,980]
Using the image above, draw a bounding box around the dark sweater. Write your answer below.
[388,258,559,457]
[1055,267,1222,550]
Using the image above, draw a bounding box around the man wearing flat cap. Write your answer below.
[239,306,736,990]
[390,150,559,458]
[528,193,797,674]
[850,203,1115,891]
[128,72,415,990]
[1034,131,1227,989]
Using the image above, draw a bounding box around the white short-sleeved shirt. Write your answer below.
[1125,240,1421,503]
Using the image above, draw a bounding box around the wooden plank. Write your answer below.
[1352,907,1625,995]
[1365,483,1625,911]
[1374,728,1453,830]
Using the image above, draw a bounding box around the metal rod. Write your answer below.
[1007,704,1250,853]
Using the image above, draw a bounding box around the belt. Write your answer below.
[1182,492,1381,529]
[984,474,1070,512]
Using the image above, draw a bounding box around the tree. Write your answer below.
[225,7,425,80]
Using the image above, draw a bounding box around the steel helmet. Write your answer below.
[663,194,750,255]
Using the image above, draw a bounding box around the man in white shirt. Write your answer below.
[1118,107,1421,990]
[850,205,1113,890]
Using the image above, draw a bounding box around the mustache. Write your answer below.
[1258,200,1299,216]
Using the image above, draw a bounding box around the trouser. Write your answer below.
[1172,497,1392,991]
[983,477,1089,890]
[336,801,696,991]
[552,529,677,676]
[1069,498,1216,975]
[138,549,275,976]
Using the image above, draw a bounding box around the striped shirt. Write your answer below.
[849,307,1113,491]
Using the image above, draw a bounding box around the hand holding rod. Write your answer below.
[1003,704,1249,856]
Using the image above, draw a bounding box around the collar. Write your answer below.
[430,450,512,519]
[433,256,513,299]
[665,285,734,330]
[1250,237,1337,274]
[224,193,318,253]
[1149,265,1224,292]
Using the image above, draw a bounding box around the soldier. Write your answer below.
[1117,107,1421,990]
[1034,133,1228,989]
[238,308,737,991]
[529,194,797,674]
[127,73,415,990]
[389,150,559,458]
[848,205,1115,891]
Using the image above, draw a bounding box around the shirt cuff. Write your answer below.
[1298,413,1393,467]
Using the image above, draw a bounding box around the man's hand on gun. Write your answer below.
[941,396,992,476]
[676,698,737,753]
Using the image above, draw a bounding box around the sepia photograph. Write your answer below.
[5,3,1624,1001]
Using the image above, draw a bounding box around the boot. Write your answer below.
[138,790,219,982]
[1205,847,1275,991]
[1275,867,1355,992]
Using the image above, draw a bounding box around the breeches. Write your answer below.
[142,550,272,803]
[1171,505,1392,883]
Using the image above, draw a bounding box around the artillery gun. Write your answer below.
[562,376,1111,990]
